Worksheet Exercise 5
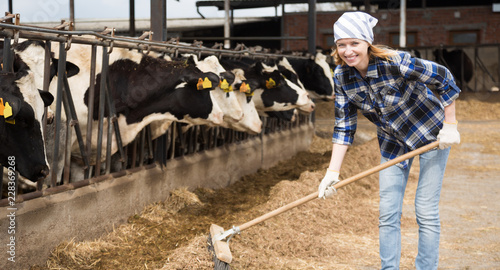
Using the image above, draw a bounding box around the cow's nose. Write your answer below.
[35,165,50,181]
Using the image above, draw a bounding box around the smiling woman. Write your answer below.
[323,11,463,270]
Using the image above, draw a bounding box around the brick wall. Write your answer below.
[283,5,500,51]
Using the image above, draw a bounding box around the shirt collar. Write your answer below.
[347,58,380,80]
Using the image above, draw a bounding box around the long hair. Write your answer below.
[331,44,399,66]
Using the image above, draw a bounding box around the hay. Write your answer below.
[35,92,499,270]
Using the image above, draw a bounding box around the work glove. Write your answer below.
[318,169,340,199]
[437,121,460,149]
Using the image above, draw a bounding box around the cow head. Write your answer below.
[248,61,310,113]
[0,71,54,182]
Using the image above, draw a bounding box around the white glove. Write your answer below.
[437,121,460,149]
[318,169,340,199]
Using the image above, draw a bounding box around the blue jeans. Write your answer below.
[378,147,450,270]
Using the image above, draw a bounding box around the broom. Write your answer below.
[207,141,440,269]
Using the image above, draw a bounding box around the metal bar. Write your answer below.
[307,0,316,55]
[85,45,97,179]
[105,73,126,164]
[129,0,136,37]
[146,125,154,160]
[0,23,310,60]
[63,73,90,172]
[151,0,166,41]
[131,137,138,168]
[95,46,110,176]
[179,36,307,41]
[50,42,67,187]
[105,112,112,175]
[2,38,12,72]
[63,119,72,184]
[139,129,146,167]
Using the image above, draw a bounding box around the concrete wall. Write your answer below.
[0,123,314,269]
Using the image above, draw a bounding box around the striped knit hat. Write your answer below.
[334,11,378,44]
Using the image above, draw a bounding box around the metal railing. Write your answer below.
[0,14,313,205]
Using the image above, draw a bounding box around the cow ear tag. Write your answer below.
[266,78,276,89]
[3,101,13,118]
[0,98,4,116]
[197,78,204,90]
[3,101,15,124]
[330,68,334,77]
[239,82,249,93]
[203,77,212,89]
[220,79,230,92]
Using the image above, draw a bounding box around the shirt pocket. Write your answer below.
[380,79,408,107]
[347,91,373,111]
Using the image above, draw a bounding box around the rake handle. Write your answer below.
[238,141,440,232]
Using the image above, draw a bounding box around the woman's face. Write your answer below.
[336,38,370,74]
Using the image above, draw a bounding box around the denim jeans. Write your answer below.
[378,147,450,270]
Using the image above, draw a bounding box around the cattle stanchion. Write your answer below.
[62,72,90,181]
[85,44,97,179]
[51,41,67,187]
[95,45,110,177]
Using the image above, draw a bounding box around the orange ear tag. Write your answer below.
[239,82,249,93]
[266,78,276,89]
[0,98,5,116]
[197,78,204,90]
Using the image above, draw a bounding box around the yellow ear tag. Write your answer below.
[330,68,334,77]
[0,98,4,116]
[4,101,13,118]
[197,78,204,90]
[203,77,212,89]
[266,78,276,89]
[220,79,230,92]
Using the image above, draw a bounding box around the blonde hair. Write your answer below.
[331,44,399,66]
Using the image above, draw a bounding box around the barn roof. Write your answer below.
[196,0,497,10]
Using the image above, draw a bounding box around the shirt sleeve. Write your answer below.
[332,76,358,145]
[398,52,461,106]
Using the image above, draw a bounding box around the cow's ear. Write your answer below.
[1,96,22,120]
[253,61,265,75]
[38,90,54,107]
[186,55,197,66]
[51,58,80,78]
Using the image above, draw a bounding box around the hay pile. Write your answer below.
[35,91,498,270]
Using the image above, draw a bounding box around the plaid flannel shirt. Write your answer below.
[332,51,461,168]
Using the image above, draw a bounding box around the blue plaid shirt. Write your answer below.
[332,51,461,168]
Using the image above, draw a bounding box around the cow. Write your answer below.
[0,39,82,183]
[433,48,473,89]
[219,58,310,115]
[9,41,225,182]
[73,46,224,159]
[0,68,54,182]
[278,52,335,100]
[222,69,262,134]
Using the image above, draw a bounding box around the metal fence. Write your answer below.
[0,15,313,205]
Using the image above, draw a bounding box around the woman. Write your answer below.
[317,11,461,270]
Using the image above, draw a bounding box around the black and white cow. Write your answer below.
[219,58,310,115]
[58,45,225,159]
[7,41,225,181]
[278,52,335,100]
[0,39,81,183]
[0,67,54,182]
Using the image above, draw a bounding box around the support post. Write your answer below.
[308,0,316,56]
